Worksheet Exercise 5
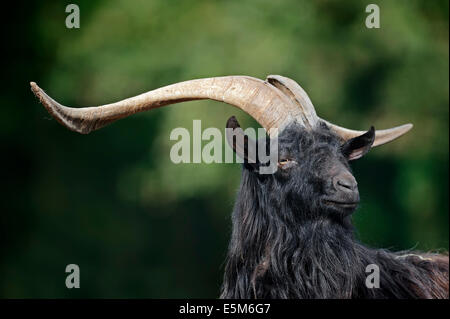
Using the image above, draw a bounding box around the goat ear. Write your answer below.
[341,126,375,161]
[226,116,259,169]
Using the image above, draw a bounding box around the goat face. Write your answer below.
[228,119,376,222]
[275,122,376,220]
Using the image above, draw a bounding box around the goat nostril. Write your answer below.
[333,174,357,192]
[337,179,353,190]
[332,170,358,193]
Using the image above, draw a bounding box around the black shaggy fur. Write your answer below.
[220,122,448,299]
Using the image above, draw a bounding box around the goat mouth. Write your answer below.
[322,199,359,209]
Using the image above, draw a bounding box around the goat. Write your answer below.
[30,75,449,298]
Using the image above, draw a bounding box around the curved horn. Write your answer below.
[264,75,413,146]
[30,76,299,136]
[266,75,319,129]
[323,120,413,147]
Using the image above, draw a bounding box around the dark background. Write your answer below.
[1,0,448,298]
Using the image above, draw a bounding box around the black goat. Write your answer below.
[31,75,449,298]
[221,119,448,298]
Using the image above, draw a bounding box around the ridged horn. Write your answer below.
[323,120,413,147]
[266,75,319,129]
[30,76,302,137]
[31,74,413,145]
[265,75,412,146]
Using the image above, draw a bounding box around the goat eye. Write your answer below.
[278,159,297,169]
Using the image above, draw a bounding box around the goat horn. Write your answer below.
[30,76,301,137]
[266,75,319,129]
[31,75,413,145]
[323,120,413,147]
[265,75,412,146]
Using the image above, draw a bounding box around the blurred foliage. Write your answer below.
[1,0,448,297]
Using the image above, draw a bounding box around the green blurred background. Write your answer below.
[1,0,448,298]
